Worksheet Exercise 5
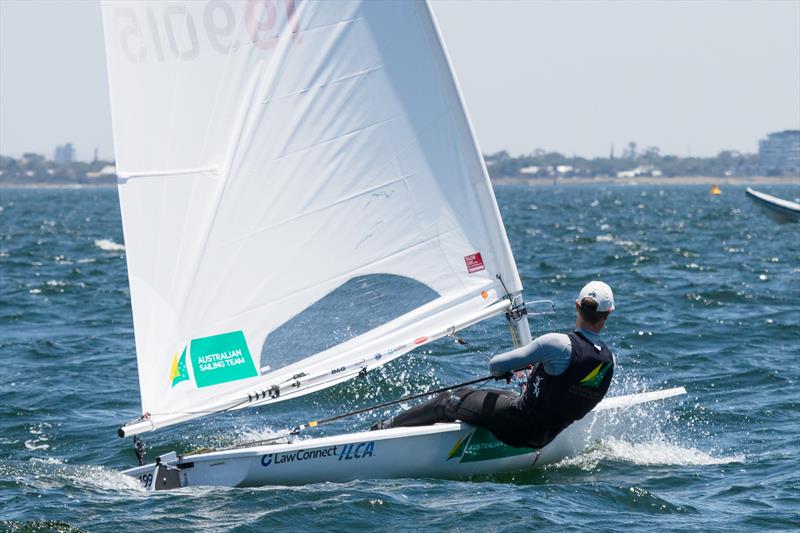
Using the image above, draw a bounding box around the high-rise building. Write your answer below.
[758,130,800,175]
[54,143,75,163]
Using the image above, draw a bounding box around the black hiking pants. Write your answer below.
[387,387,532,448]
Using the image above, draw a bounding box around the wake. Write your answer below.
[556,436,744,469]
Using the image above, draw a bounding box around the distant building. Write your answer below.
[556,165,573,174]
[85,165,117,179]
[758,130,800,175]
[616,165,662,178]
[54,143,75,163]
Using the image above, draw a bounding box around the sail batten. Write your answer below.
[117,166,220,180]
[103,0,527,435]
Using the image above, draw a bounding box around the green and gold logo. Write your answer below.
[579,361,612,388]
[447,428,536,463]
[169,347,190,387]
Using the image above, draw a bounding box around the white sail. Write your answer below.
[102,0,526,436]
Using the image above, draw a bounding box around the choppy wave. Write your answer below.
[2,185,799,531]
[94,238,125,252]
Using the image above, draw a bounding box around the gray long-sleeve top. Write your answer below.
[488,328,604,377]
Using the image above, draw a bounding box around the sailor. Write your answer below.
[371,281,616,449]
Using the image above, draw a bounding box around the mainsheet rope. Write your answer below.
[205,374,497,452]
[201,333,515,453]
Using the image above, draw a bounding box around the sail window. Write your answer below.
[260,274,439,371]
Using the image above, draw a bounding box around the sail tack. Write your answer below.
[102,0,524,435]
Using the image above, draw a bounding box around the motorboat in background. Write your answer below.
[746,187,800,223]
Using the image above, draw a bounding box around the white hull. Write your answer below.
[746,187,800,223]
[123,387,685,489]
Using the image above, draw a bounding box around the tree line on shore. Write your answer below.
[0,153,116,185]
[486,142,763,179]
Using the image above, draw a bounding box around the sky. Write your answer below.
[1,0,798,161]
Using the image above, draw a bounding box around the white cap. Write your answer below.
[577,281,615,312]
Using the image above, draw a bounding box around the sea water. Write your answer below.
[0,184,798,531]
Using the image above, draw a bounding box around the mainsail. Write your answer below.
[102,0,530,436]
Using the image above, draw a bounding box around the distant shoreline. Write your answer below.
[0,182,118,190]
[493,176,800,186]
[1,176,798,191]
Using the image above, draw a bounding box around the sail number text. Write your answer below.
[138,472,153,488]
[114,0,300,63]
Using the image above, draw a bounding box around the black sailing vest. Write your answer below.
[514,331,614,448]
